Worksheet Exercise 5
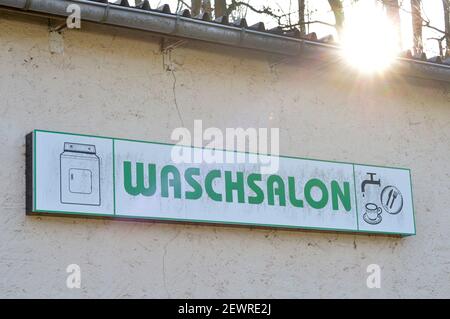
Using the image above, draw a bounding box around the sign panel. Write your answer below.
[27,130,416,236]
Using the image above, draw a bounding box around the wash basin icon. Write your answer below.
[60,142,101,206]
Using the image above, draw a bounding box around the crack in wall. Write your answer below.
[171,69,185,127]
[162,49,184,127]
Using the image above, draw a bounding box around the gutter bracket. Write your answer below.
[100,3,110,23]
[268,41,303,68]
[48,18,67,33]
[268,55,295,68]
[160,37,187,54]
[24,0,32,10]
[238,28,246,46]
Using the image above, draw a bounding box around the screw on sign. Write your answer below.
[380,185,403,214]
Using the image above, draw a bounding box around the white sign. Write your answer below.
[28,130,416,236]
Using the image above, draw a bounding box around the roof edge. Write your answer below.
[1,0,450,83]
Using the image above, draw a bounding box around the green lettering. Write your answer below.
[123,161,156,196]
[331,180,351,211]
[288,177,304,208]
[161,165,181,198]
[267,175,286,206]
[247,173,264,204]
[184,168,203,200]
[205,170,222,202]
[304,178,328,209]
[225,171,245,203]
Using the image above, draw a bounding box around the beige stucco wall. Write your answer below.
[0,11,449,298]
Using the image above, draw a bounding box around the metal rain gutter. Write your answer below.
[1,0,450,83]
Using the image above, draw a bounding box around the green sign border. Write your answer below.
[30,129,416,237]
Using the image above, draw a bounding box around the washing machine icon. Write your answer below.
[60,142,101,206]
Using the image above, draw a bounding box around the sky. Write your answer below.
[126,0,447,58]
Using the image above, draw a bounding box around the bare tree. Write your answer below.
[195,0,447,58]
[298,0,306,36]
[191,0,202,16]
[411,0,423,56]
[388,0,449,57]
[327,0,345,37]
[444,0,450,57]
[383,0,402,49]
[215,0,227,18]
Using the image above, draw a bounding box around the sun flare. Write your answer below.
[341,3,400,74]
